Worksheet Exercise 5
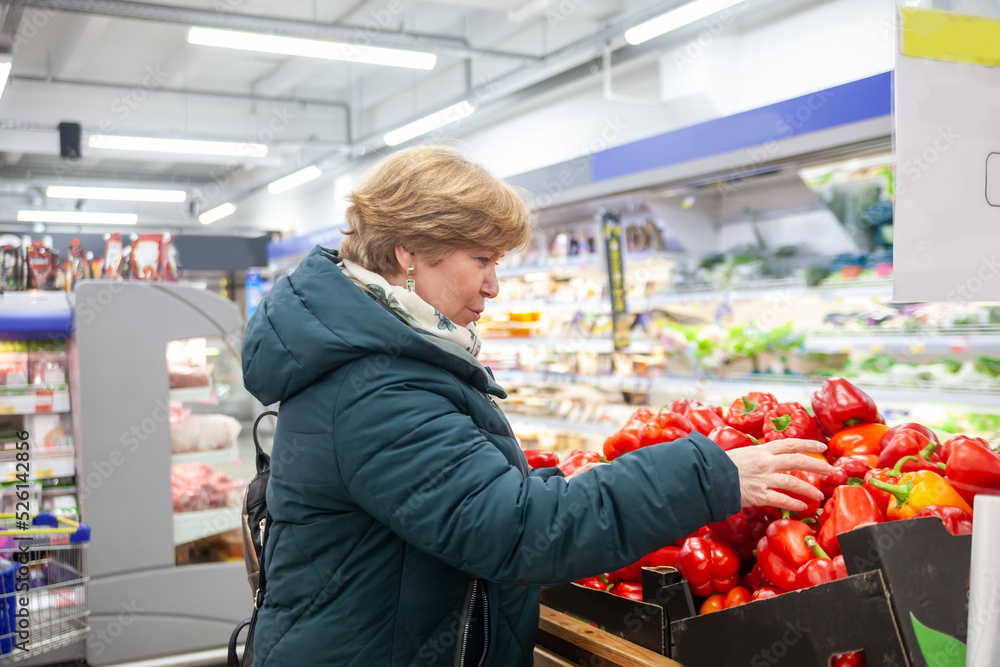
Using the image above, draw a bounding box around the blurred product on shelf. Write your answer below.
[171,463,246,513]
[170,413,242,454]
[167,338,212,389]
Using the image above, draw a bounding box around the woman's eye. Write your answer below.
[476,257,490,265]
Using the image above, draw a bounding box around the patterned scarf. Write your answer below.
[339,258,482,358]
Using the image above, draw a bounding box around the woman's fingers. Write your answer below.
[770,473,825,502]
[760,438,828,456]
[769,453,834,477]
[760,491,809,513]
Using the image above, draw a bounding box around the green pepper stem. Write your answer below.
[781,509,792,520]
[750,435,760,446]
[937,462,947,472]
[847,477,864,486]
[741,396,758,415]
[891,455,920,476]
[801,517,818,526]
[919,441,938,460]
[804,535,830,560]
[868,479,914,506]
[771,414,792,432]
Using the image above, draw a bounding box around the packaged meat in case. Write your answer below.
[170,413,242,453]
[171,463,246,513]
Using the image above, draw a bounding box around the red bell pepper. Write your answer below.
[756,519,816,592]
[779,469,824,520]
[651,410,694,442]
[817,484,884,557]
[913,505,974,536]
[795,536,847,590]
[522,449,560,469]
[699,594,725,615]
[708,425,758,451]
[877,429,946,474]
[863,456,910,515]
[686,405,725,436]
[944,437,1000,505]
[940,434,991,463]
[881,422,939,450]
[698,586,751,614]
[575,574,613,592]
[668,398,696,415]
[629,407,654,423]
[751,587,781,601]
[831,652,868,667]
[677,536,740,597]
[868,461,974,520]
[811,378,880,436]
[602,420,642,461]
[725,392,778,439]
[826,424,889,463]
[748,562,779,592]
[558,449,602,476]
[613,581,644,601]
[647,545,681,568]
[819,455,878,499]
[762,402,823,442]
[706,507,774,560]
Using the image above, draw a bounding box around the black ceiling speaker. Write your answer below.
[57,121,81,159]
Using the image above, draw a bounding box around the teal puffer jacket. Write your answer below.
[242,246,741,666]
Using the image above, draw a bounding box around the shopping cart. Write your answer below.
[0,514,91,663]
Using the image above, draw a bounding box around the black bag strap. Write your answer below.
[253,411,277,470]
[228,618,251,667]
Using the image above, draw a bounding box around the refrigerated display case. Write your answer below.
[72,281,253,666]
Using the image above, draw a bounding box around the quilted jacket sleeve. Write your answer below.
[334,359,741,586]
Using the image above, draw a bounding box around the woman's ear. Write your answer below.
[392,245,414,275]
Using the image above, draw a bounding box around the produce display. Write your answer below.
[171,463,246,513]
[520,377,994,634]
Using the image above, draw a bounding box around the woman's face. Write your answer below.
[410,248,503,327]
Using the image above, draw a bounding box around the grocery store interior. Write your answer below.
[0,0,998,665]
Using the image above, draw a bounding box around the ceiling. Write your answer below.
[0,0,682,235]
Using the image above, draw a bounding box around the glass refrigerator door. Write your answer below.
[168,336,267,566]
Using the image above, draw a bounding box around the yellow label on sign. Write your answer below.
[0,406,16,415]
[37,469,54,478]
[902,8,1000,68]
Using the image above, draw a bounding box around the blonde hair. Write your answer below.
[340,145,532,276]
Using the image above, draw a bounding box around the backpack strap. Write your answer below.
[252,410,277,610]
[254,410,277,471]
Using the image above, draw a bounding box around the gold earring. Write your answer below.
[406,267,414,292]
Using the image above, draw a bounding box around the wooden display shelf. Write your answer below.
[536,606,683,667]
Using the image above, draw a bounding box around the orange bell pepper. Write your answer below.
[867,458,973,520]
[826,423,889,463]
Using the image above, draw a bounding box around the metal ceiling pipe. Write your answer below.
[21,0,544,64]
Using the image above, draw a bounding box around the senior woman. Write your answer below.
[241,145,831,667]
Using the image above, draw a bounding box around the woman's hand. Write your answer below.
[726,438,834,512]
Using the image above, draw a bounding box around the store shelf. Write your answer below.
[0,292,74,340]
[171,439,241,466]
[0,447,75,482]
[802,326,1000,354]
[496,370,655,393]
[504,413,614,438]
[497,370,1000,413]
[497,255,604,279]
[169,383,214,403]
[173,507,242,546]
[490,298,609,314]
[484,338,655,354]
[631,278,894,309]
[0,388,70,414]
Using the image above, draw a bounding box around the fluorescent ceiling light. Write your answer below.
[0,54,11,101]
[625,0,747,45]
[383,101,476,147]
[188,27,436,70]
[268,166,322,195]
[17,210,138,225]
[199,202,236,225]
[88,134,268,158]
[46,185,187,203]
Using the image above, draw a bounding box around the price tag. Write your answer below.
[909,345,925,354]
[0,405,15,416]
[870,345,883,353]
[37,468,54,478]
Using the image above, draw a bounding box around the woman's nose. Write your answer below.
[482,265,499,299]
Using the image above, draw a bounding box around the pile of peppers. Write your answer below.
[561,376,997,617]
